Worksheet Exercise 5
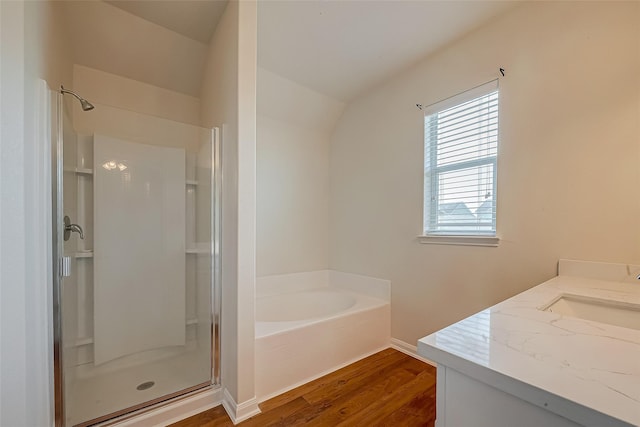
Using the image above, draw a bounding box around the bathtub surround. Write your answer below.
[329,1,640,347]
[255,270,391,401]
[419,260,640,426]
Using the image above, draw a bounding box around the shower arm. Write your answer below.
[60,85,95,111]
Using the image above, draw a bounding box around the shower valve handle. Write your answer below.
[64,215,84,241]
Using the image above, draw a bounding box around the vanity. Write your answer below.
[418,260,640,427]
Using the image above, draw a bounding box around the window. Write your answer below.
[422,80,499,243]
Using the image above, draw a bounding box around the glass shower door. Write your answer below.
[54,94,81,427]
[55,93,217,426]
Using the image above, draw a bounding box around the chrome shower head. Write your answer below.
[60,86,95,111]
[78,98,95,111]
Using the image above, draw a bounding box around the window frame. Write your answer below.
[420,80,500,247]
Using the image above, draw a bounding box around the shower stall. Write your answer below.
[53,87,221,426]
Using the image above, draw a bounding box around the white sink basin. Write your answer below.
[542,294,640,331]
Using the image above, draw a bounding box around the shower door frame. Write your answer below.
[52,87,65,427]
[52,92,222,427]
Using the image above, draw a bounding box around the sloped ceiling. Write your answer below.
[258,1,517,102]
[59,0,516,102]
[105,0,228,44]
[59,0,220,97]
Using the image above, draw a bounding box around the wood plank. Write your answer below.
[303,353,427,405]
[276,379,417,426]
[167,405,233,427]
[240,397,309,427]
[169,349,437,427]
[261,356,431,427]
[375,390,436,427]
[302,368,416,426]
[400,357,436,377]
[259,347,403,412]
[334,370,436,427]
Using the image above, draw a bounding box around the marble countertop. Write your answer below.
[418,260,640,427]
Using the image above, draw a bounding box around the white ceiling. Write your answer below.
[60,0,516,102]
[258,1,517,102]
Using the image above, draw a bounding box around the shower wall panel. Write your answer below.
[93,134,186,365]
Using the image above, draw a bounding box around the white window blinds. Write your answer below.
[424,80,499,236]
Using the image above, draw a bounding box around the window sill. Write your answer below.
[417,234,500,247]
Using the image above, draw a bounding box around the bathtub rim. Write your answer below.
[256,269,391,301]
[255,287,389,339]
[256,287,358,323]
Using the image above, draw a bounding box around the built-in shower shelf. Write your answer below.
[186,249,208,254]
[65,167,94,175]
[75,337,94,347]
[186,180,198,186]
[74,251,94,258]
[72,320,198,348]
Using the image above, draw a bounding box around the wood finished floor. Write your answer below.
[170,348,436,427]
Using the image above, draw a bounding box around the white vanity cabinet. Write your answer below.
[427,361,625,427]
[418,259,640,427]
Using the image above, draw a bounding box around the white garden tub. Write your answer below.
[255,270,390,401]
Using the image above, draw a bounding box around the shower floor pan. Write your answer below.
[66,348,210,426]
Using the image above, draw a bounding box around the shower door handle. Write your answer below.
[64,215,84,241]
[61,256,71,277]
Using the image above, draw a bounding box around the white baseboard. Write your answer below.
[110,387,223,427]
[390,338,436,366]
[222,388,261,424]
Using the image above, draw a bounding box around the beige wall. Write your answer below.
[257,115,330,276]
[329,1,640,345]
[72,64,205,153]
[38,1,74,89]
[200,0,258,408]
[73,65,201,126]
[236,0,257,408]
[257,68,345,134]
[256,69,344,276]
[1,1,73,425]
